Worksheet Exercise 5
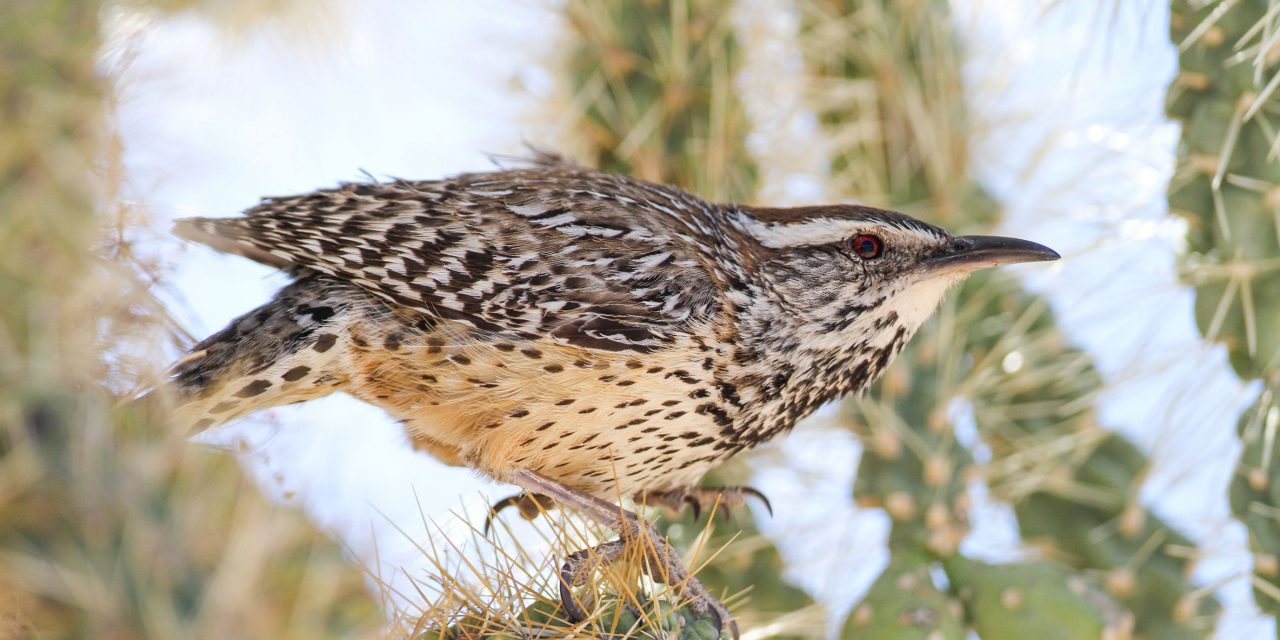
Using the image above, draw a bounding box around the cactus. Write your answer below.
[0,2,382,637]
[560,0,756,202]
[797,0,1218,637]
[1167,0,1280,629]
[840,549,966,640]
[434,594,728,640]
[945,556,1130,640]
[1229,389,1280,626]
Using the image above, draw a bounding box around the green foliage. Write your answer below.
[801,0,1217,636]
[1168,0,1280,627]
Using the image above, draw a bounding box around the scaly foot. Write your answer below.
[636,486,773,522]
[508,469,738,640]
[482,492,558,535]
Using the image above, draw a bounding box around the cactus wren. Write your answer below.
[168,154,1057,633]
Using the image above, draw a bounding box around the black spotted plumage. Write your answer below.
[168,154,1055,506]
[176,156,731,355]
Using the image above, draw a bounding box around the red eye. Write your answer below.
[851,234,884,259]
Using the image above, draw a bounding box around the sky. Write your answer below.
[107,0,1273,637]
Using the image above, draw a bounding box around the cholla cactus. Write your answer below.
[560,0,757,203]
[842,549,966,639]
[0,2,381,637]
[1167,0,1280,625]
[798,0,1214,637]
[944,555,1126,640]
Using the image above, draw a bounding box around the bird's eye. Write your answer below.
[850,234,884,259]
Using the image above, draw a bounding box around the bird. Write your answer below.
[166,153,1058,635]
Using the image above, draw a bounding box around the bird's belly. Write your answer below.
[344,325,726,497]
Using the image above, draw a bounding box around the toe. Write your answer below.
[741,486,773,517]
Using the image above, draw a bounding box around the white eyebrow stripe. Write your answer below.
[735,216,869,248]
[733,210,951,248]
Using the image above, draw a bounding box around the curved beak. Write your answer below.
[925,235,1060,274]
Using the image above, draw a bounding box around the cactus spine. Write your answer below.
[1168,0,1280,630]
[797,0,1216,637]
[0,2,381,638]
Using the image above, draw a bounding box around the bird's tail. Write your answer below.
[174,217,292,269]
[168,275,359,434]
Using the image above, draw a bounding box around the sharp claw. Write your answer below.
[559,562,588,623]
[483,494,523,536]
[682,494,701,521]
[704,602,738,640]
[742,486,773,517]
[706,604,722,635]
[720,503,732,522]
[485,493,558,535]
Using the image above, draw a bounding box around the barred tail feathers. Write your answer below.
[174,217,291,269]
[169,275,356,433]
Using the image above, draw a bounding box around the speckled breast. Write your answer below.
[341,315,732,498]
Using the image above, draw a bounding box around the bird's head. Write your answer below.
[730,204,1059,355]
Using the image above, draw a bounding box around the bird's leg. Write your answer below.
[635,486,773,522]
[507,469,737,640]
[557,538,629,621]
[482,492,558,535]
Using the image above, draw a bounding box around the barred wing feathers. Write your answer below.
[174,167,726,353]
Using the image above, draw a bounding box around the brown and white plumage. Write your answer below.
[169,155,1057,500]
[176,157,728,355]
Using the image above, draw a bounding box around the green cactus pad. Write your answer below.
[840,550,965,640]
[945,556,1130,640]
[1229,388,1280,619]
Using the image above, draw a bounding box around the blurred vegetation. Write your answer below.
[560,0,757,203]
[798,0,1216,637]
[1167,0,1280,631]
[1,1,1251,639]
[0,1,382,637]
